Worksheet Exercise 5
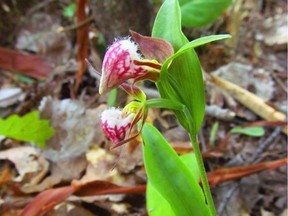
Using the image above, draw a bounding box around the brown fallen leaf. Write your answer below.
[0,47,53,79]
[75,0,89,92]
[39,97,106,161]
[72,180,146,197]
[20,186,76,216]
[0,147,47,182]
[0,164,13,186]
[241,120,288,128]
[210,75,287,134]
[20,157,286,216]
[207,157,288,186]
[20,180,145,216]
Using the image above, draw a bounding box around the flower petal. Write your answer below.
[100,108,135,144]
[130,31,174,63]
[99,39,148,94]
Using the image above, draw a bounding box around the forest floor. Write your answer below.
[0,0,287,216]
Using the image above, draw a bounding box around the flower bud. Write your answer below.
[100,108,135,144]
[99,39,148,94]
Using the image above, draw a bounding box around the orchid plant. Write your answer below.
[88,0,231,215]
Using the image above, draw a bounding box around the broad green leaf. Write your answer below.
[230,126,265,137]
[0,111,54,147]
[161,35,232,75]
[180,153,201,182]
[152,0,231,135]
[152,0,185,51]
[152,0,205,134]
[179,0,232,27]
[146,98,184,110]
[142,123,210,216]
[147,152,201,216]
[147,182,175,216]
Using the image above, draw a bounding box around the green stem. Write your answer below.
[145,98,217,214]
[189,133,217,216]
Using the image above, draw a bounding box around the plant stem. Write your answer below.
[189,133,217,216]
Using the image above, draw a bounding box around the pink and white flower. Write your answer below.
[95,32,174,147]
[100,108,135,144]
[99,39,148,94]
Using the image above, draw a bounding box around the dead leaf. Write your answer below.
[45,202,96,216]
[0,147,45,182]
[0,47,53,79]
[15,13,71,66]
[21,155,86,193]
[0,164,13,185]
[114,133,143,174]
[20,180,145,216]
[256,14,288,48]
[75,0,89,91]
[210,75,287,134]
[212,62,275,100]
[207,158,288,186]
[280,209,288,216]
[82,147,117,183]
[0,88,25,108]
[261,208,275,216]
[20,186,76,216]
[38,96,106,161]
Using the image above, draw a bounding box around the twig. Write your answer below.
[270,72,287,93]
[249,127,283,163]
[226,126,283,167]
[26,0,55,16]
[57,16,94,33]
[217,183,239,216]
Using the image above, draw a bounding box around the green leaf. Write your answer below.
[142,123,210,216]
[209,122,219,146]
[230,126,265,137]
[152,0,185,51]
[147,182,175,216]
[152,0,231,135]
[107,88,118,107]
[146,98,184,110]
[152,0,205,134]
[147,152,201,216]
[0,111,54,147]
[179,0,232,27]
[63,3,76,18]
[161,34,232,76]
[180,153,201,182]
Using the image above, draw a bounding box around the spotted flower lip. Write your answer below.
[100,108,135,144]
[99,38,150,94]
[87,31,173,95]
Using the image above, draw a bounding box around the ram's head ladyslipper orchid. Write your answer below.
[86,31,174,95]
[91,31,175,147]
[100,108,135,144]
[99,38,160,94]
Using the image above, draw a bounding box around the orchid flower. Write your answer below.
[87,31,173,94]
[99,37,162,94]
[100,108,135,144]
[100,84,147,148]
[87,31,174,147]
